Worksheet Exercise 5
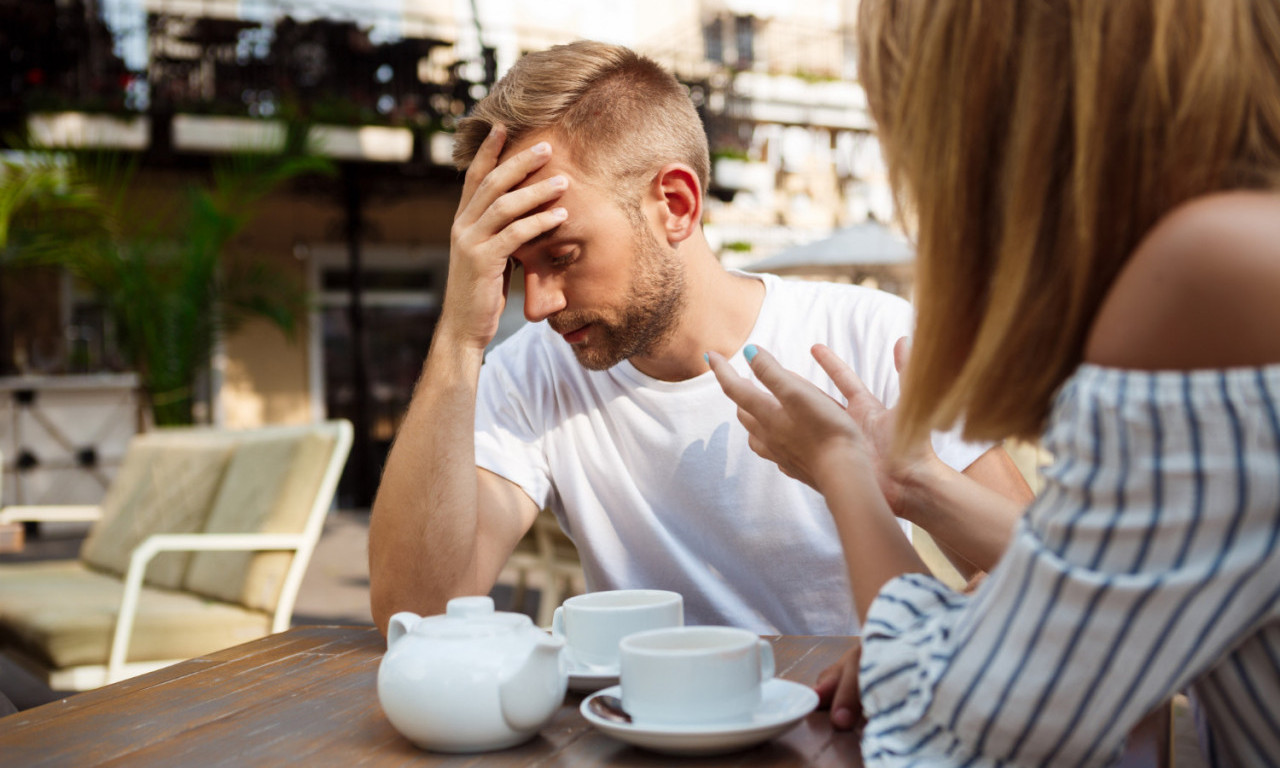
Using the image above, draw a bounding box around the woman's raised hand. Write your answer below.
[707,344,875,493]
[709,339,941,514]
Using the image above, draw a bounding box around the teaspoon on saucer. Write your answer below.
[587,694,633,724]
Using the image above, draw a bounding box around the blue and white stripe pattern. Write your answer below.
[859,364,1280,767]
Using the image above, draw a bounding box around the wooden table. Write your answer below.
[0,625,1169,766]
[0,626,863,767]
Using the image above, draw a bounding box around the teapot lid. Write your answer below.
[446,596,503,619]
[412,596,533,640]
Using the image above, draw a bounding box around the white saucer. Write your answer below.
[565,657,620,693]
[580,679,819,756]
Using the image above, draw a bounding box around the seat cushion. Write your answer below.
[184,430,336,612]
[0,561,271,669]
[79,432,236,589]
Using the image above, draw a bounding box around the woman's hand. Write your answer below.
[711,342,933,624]
[813,340,922,513]
[709,340,943,509]
[707,345,873,492]
[814,642,863,731]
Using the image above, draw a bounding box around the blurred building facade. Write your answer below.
[0,0,894,508]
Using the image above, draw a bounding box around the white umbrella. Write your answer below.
[744,219,914,274]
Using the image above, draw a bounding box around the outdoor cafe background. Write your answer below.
[1,0,900,515]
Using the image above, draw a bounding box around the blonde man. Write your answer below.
[369,41,1030,641]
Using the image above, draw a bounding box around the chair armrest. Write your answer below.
[106,532,307,683]
[131,532,307,561]
[0,505,103,525]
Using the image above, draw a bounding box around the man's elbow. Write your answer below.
[369,581,399,638]
[968,445,1035,504]
[368,571,470,637]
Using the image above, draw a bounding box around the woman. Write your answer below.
[709,0,1280,764]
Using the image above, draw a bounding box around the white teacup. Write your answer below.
[551,589,683,670]
[619,626,775,726]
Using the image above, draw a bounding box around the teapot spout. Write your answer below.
[499,634,567,732]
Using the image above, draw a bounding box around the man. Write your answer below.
[369,40,1031,637]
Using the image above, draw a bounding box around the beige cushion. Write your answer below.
[184,430,336,612]
[0,561,270,669]
[911,524,968,591]
[79,432,235,589]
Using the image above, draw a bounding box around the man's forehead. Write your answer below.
[501,131,597,190]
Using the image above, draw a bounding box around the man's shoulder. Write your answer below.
[764,273,913,312]
[756,275,915,343]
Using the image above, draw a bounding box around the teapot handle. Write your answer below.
[386,612,421,647]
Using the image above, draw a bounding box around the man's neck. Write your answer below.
[629,243,766,382]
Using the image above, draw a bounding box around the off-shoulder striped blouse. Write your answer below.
[860,364,1280,767]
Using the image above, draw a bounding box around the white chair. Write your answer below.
[0,420,352,689]
[504,508,583,628]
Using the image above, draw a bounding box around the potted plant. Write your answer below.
[1,148,331,425]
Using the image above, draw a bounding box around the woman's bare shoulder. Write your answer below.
[1084,191,1280,370]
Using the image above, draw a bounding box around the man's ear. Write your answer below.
[650,164,702,245]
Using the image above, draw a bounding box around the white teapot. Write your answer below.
[377,596,568,753]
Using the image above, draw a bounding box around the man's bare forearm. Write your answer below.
[903,447,1032,573]
[367,128,571,635]
[368,329,489,634]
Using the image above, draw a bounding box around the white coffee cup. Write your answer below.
[618,626,775,726]
[551,589,683,670]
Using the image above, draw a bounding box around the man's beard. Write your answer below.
[549,222,687,371]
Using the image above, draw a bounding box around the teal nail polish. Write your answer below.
[744,344,758,362]
[703,353,710,364]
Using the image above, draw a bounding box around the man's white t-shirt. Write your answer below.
[474,272,988,635]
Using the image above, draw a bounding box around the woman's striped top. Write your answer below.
[859,363,1280,767]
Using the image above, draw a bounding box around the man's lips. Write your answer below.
[561,323,590,343]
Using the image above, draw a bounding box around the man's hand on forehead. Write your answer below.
[455,125,570,259]
[441,124,571,348]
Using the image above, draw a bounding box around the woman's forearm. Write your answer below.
[814,449,929,625]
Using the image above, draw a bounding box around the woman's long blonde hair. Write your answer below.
[858,0,1280,444]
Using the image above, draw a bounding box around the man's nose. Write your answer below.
[523,270,568,323]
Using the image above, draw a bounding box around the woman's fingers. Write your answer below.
[707,350,776,418]
[892,336,912,374]
[814,660,841,706]
[739,345,801,401]
[824,645,865,727]
[711,348,831,488]
[812,343,877,410]
[814,644,863,731]
[829,657,863,730]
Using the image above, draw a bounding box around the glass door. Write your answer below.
[312,245,445,508]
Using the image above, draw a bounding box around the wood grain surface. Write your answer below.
[0,627,863,767]
[0,625,1168,767]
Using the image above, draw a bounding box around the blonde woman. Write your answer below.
[710,0,1280,764]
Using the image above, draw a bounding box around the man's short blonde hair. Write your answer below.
[452,40,709,203]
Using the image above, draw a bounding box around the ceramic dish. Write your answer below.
[580,679,819,756]
[567,659,620,693]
